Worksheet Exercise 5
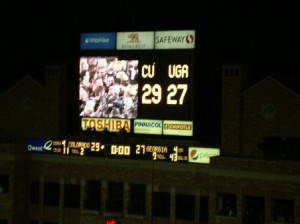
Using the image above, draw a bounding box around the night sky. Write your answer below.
[1,1,299,89]
[1,1,299,142]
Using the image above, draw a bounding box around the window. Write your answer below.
[175,194,195,220]
[200,196,209,222]
[128,183,146,215]
[64,183,80,208]
[106,181,123,213]
[272,198,294,223]
[84,180,101,210]
[44,182,60,206]
[243,196,264,224]
[0,175,9,194]
[152,192,170,218]
[224,68,239,77]
[216,193,236,217]
[30,181,40,204]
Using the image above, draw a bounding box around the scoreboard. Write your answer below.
[52,139,188,162]
[27,31,222,164]
[27,139,220,164]
[79,30,195,135]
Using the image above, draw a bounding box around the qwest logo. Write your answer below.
[27,140,52,153]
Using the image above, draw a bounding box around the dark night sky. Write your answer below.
[1,1,299,90]
[1,1,299,141]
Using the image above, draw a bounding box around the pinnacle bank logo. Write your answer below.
[134,121,162,128]
[133,119,162,135]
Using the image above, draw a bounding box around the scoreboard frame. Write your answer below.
[78,30,196,136]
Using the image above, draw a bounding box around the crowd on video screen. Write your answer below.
[79,57,139,119]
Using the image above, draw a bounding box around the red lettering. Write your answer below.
[105,220,116,224]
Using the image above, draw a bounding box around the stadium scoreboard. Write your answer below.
[79,30,195,135]
[28,139,220,164]
[52,139,188,162]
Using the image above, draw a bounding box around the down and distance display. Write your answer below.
[27,138,221,164]
[52,140,188,162]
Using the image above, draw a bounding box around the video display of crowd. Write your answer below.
[79,57,139,119]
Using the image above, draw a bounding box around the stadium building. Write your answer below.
[0,58,300,224]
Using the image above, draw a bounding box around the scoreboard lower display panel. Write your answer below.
[27,139,220,164]
[52,139,187,162]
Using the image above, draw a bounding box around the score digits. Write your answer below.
[52,140,188,162]
[141,63,189,105]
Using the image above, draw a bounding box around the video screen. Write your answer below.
[79,57,139,119]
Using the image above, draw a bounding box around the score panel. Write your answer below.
[51,140,188,163]
[138,51,193,120]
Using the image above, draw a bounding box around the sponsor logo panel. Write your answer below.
[81,117,131,132]
[155,30,195,49]
[163,120,193,136]
[134,119,162,135]
[27,139,53,154]
[117,31,154,50]
[80,32,116,50]
[188,147,220,164]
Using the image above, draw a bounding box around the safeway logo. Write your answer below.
[155,30,195,49]
[186,34,194,44]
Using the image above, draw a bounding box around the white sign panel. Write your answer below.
[155,30,195,49]
[188,147,220,164]
[117,31,154,50]
[134,119,163,135]
[163,120,193,136]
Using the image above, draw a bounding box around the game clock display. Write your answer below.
[52,139,188,162]
[79,50,194,121]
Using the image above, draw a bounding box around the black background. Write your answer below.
[1,0,299,144]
